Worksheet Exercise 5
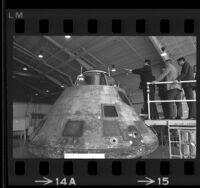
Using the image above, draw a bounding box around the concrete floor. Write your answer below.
[13,137,37,158]
[13,137,170,159]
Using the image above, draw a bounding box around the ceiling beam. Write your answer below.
[190,36,196,51]
[68,38,107,69]
[149,36,196,61]
[45,36,117,71]
[44,36,93,71]
[32,91,62,101]
[148,36,168,61]
[13,57,67,87]
[13,42,74,86]
[14,76,50,97]
[35,44,80,73]
[173,36,184,57]
[121,37,144,61]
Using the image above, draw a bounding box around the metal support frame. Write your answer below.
[190,36,196,51]
[14,76,50,97]
[43,36,93,71]
[13,42,74,86]
[174,36,184,57]
[147,82,151,120]
[149,36,196,62]
[13,57,66,87]
[122,37,144,61]
[36,47,80,73]
[168,124,196,159]
[147,80,196,120]
[46,36,117,70]
[68,38,107,69]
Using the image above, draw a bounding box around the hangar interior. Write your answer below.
[12,36,196,158]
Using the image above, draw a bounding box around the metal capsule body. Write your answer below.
[29,84,158,158]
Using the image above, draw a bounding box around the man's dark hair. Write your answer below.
[144,59,151,65]
[177,57,186,62]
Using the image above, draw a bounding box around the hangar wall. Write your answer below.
[13,102,52,118]
[13,102,52,131]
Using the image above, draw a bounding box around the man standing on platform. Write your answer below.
[152,59,183,120]
[126,59,159,119]
[175,57,196,120]
[157,68,168,119]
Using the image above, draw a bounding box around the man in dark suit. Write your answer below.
[176,57,196,119]
[126,59,159,119]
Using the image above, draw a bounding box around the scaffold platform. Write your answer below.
[145,119,196,127]
[144,119,196,159]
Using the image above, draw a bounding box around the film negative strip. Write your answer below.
[3,9,200,186]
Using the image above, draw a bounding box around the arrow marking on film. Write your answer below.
[34,177,53,185]
[137,177,155,185]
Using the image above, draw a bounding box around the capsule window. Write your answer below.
[103,105,118,117]
[62,120,84,137]
[118,91,131,106]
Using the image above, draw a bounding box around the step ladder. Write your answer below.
[167,121,196,159]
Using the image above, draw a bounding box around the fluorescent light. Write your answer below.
[38,51,44,58]
[161,47,168,57]
[111,65,116,72]
[22,67,28,71]
[65,35,71,39]
[38,54,43,58]
[35,93,38,96]
[161,52,167,57]
[111,68,116,72]
[46,89,49,93]
[61,85,65,88]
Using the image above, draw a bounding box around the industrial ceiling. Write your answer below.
[12,36,196,103]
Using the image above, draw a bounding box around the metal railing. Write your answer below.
[146,80,196,120]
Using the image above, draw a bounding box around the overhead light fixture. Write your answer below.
[35,93,38,96]
[78,74,85,81]
[161,52,167,57]
[22,67,28,71]
[65,35,71,39]
[38,51,44,58]
[111,65,116,72]
[61,85,65,88]
[161,47,168,57]
[46,89,49,93]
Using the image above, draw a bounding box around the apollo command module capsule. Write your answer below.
[29,70,158,158]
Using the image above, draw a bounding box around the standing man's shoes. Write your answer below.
[175,116,182,120]
[167,117,175,120]
[187,117,196,120]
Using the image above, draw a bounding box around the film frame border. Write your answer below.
[4,9,200,186]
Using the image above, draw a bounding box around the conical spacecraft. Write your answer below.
[29,70,158,158]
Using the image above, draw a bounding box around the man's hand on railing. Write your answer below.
[173,80,179,84]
